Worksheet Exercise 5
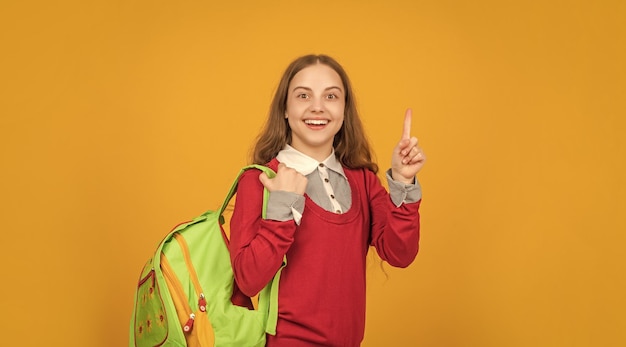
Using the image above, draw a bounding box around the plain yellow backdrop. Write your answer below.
[1,0,624,346]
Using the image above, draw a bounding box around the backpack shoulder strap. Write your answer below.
[218,164,284,335]
[218,164,276,218]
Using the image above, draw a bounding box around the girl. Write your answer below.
[230,54,425,347]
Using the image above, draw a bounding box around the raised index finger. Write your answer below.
[402,108,412,140]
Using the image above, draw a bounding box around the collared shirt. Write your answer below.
[266,145,422,224]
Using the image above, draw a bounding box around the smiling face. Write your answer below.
[285,63,346,161]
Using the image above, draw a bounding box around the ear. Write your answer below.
[285,113,288,119]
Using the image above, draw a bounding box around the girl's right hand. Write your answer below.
[259,163,308,195]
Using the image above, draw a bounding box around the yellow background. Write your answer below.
[1,0,624,346]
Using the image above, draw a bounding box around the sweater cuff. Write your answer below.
[266,190,305,225]
[386,169,422,207]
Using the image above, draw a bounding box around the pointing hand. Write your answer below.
[391,108,426,184]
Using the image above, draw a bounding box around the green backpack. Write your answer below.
[129,165,283,347]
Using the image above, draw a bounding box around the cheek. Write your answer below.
[329,102,345,118]
[285,100,303,116]
[286,115,302,133]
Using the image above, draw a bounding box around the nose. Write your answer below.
[310,97,324,113]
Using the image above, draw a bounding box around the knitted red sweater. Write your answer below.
[230,159,421,347]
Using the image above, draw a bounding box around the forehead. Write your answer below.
[289,63,344,90]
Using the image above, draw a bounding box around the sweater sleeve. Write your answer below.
[367,170,421,268]
[229,169,297,296]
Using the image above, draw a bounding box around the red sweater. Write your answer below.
[230,159,420,347]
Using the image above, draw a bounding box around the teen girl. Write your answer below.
[229,54,426,346]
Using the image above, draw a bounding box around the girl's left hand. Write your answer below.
[391,108,426,184]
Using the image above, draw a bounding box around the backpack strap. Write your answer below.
[219,164,285,336]
[259,259,285,335]
[218,164,275,218]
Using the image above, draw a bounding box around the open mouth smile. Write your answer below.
[304,119,329,126]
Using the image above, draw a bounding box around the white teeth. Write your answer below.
[304,119,328,125]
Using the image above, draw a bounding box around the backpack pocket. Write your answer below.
[132,258,169,347]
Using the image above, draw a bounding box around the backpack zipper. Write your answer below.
[173,233,207,313]
[159,232,210,335]
[160,253,196,332]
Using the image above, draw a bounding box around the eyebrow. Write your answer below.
[291,86,343,93]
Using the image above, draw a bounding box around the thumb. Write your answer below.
[258,171,271,188]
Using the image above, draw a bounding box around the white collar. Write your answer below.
[276,145,346,178]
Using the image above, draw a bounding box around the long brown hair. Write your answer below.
[251,54,378,173]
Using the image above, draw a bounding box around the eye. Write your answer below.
[326,94,337,100]
[297,93,309,99]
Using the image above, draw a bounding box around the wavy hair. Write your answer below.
[251,54,378,173]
